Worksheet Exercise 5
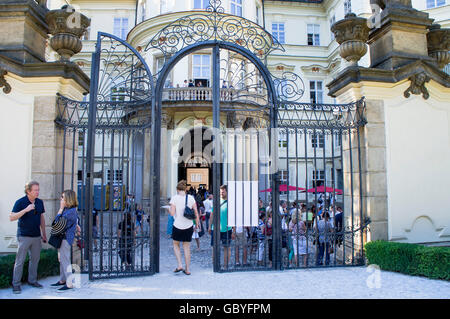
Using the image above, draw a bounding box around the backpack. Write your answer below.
[264,222,272,236]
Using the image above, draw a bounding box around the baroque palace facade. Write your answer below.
[0,0,449,258]
[51,0,450,200]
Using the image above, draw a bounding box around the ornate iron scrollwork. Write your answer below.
[96,34,153,104]
[145,0,284,72]
[277,98,367,131]
[272,72,305,102]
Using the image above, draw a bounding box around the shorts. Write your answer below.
[192,228,199,239]
[235,232,248,246]
[92,226,98,238]
[292,236,307,255]
[171,225,194,242]
[210,230,233,247]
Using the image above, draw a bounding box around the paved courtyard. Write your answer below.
[1,212,449,299]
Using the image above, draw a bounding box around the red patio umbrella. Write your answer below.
[260,184,306,193]
[306,186,343,195]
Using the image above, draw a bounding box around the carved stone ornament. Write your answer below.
[427,24,450,70]
[404,72,430,100]
[45,5,91,61]
[0,68,12,94]
[370,0,412,10]
[331,13,370,66]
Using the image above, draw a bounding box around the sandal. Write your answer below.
[183,270,191,275]
[174,267,184,273]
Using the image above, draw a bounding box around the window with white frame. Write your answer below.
[307,24,320,46]
[156,57,172,87]
[113,18,129,40]
[330,15,336,41]
[279,130,288,148]
[344,0,352,15]
[334,134,342,147]
[107,169,123,183]
[311,133,325,148]
[111,86,127,102]
[280,170,289,194]
[256,5,261,25]
[141,1,146,22]
[427,0,446,8]
[336,169,343,189]
[193,54,211,86]
[312,170,325,188]
[78,131,85,147]
[310,80,323,104]
[272,23,285,44]
[83,26,91,40]
[160,0,169,13]
[194,0,209,9]
[231,0,243,16]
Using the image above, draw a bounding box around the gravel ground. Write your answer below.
[1,213,449,299]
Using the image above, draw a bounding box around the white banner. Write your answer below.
[227,181,259,227]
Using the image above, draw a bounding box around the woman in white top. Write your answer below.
[169,180,200,275]
[289,209,307,267]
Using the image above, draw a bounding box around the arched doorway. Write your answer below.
[178,127,214,192]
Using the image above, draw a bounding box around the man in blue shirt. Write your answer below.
[9,181,47,294]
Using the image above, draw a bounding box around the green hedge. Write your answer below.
[365,240,450,281]
[0,249,60,289]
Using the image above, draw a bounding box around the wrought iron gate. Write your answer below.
[56,32,159,279]
[55,0,370,279]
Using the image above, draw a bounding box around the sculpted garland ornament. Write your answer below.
[404,72,430,100]
[0,68,11,94]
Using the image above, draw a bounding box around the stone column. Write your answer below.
[33,95,73,228]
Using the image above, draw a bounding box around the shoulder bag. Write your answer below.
[183,194,196,220]
[48,216,67,249]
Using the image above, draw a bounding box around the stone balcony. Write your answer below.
[161,87,268,110]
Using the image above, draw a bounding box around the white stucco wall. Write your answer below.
[0,88,34,253]
[384,81,450,244]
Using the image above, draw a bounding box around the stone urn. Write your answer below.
[46,5,91,61]
[331,13,370,66]
[427,24,450,70]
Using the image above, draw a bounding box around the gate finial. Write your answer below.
[207,0,224,13]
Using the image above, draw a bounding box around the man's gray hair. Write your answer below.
[24,181,39,194]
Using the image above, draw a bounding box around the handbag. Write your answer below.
[49,215,68,249]
[48,233,64,249]
[183,194,196,220]
[51,216,67,235]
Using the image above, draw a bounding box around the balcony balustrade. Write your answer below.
[161,87,266,105]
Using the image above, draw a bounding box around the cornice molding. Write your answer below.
[0,53,90,93]
[327,60,450,98]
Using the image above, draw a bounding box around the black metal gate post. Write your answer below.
[85,38,101,280]
[212,43,221,272]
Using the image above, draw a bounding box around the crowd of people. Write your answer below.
[8,179,345,294]
[166,182,345,272]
